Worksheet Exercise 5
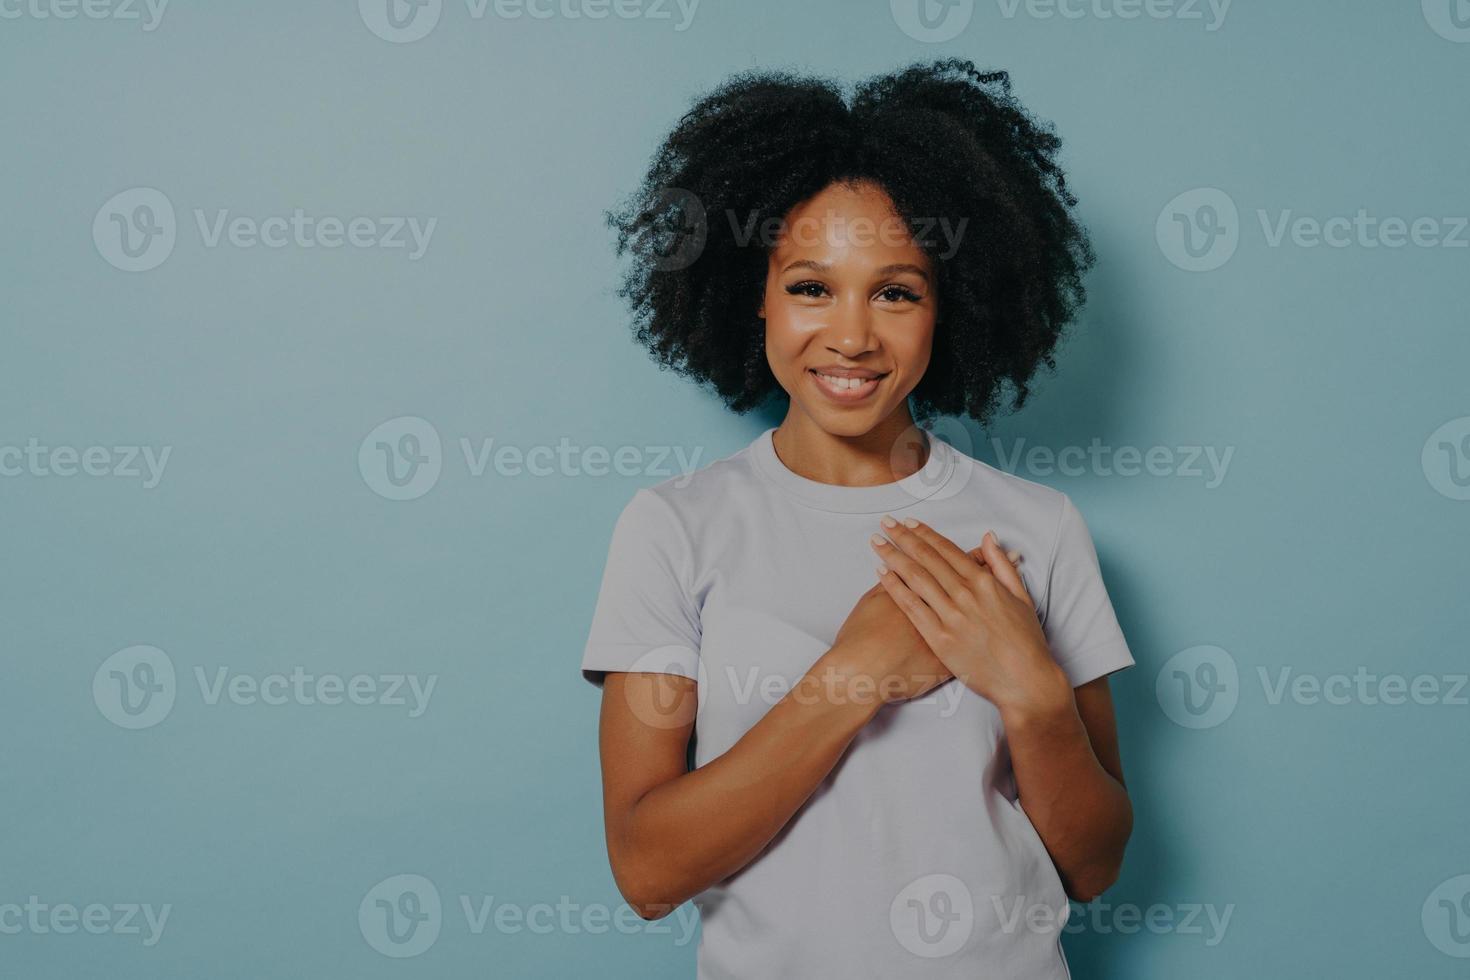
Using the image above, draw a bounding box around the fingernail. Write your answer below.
[880,515,897,528]
[902,517,919,528]
[875,563,888,576]
[870,533,888,548]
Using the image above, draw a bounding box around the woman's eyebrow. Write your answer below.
[874,263,930,282]
[781,258,831,274]
[779,259,930,283]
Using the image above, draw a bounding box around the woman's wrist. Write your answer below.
[804,643,887,725]
[996,659,1075,732]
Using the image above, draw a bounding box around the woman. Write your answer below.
[582,59,1134,979]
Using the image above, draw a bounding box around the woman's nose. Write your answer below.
[823,300,876,356]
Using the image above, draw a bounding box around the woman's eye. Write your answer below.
[785,281,828,298]
[877,284,923,303]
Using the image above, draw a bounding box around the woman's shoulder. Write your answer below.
[612,436,765,536]
[941,435,1072,521]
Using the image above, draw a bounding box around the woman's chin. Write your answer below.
[798,401,893,438]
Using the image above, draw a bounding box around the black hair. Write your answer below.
[606,58,1095,426]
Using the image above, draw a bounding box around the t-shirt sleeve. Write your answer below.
[580,487,703,688]
[1038,494,1134,687]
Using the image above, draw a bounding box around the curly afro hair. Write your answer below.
[606,58,1095,426]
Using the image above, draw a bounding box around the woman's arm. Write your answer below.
[597,583,949,920]
[599,658,875,920]
[1001,672,1132,902]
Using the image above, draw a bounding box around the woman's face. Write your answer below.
[759,180,936,440]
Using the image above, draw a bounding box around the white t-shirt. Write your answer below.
[582,426,1134,979]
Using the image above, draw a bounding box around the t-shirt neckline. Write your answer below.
[750,426,957,514]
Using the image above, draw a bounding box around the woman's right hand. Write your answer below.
[829,579,953,705]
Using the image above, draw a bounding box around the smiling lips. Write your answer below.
[809,366,888,403]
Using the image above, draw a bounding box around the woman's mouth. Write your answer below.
[809,369,887,403]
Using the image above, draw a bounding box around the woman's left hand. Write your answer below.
[868,517,1072,719]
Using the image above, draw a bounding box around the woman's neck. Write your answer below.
[771,408,930,488]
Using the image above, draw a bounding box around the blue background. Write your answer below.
[2,0,1468,976]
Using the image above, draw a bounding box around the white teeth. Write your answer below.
[816,372,877,390]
